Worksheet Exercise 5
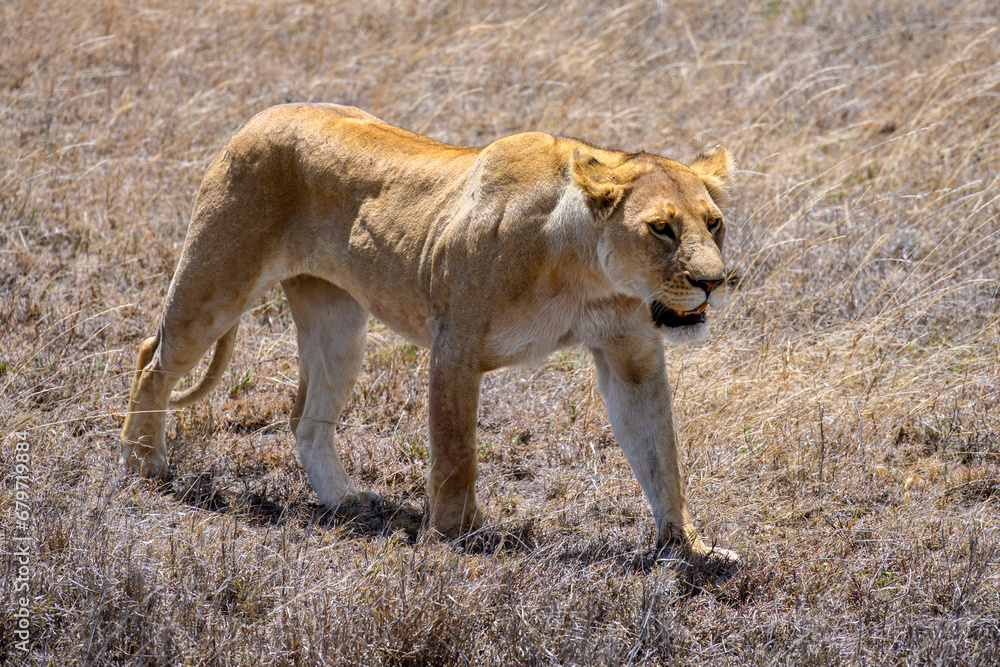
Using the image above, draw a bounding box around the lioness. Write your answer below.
[122,103,738,562]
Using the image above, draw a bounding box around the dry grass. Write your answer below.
[2,0,999,664]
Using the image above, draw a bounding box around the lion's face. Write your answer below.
[572,147,733,344]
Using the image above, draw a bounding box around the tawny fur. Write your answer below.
[121,103,738,562]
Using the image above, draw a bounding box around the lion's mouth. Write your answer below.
[651,300,707,328]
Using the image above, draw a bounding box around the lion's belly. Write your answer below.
[361,297,433,347]
[482,301,581,369]
[489,328,579,368]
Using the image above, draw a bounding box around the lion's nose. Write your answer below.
[686,274,724,296]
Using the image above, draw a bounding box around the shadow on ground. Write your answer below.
[158,470,743,592]
[161,471,425,539]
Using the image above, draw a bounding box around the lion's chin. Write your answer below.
[651,300,711,345]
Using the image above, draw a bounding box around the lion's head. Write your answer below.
[571,145,734,344]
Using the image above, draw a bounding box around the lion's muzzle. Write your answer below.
[650,300,708,328]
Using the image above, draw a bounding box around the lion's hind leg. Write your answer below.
[121,335,167,476]
[282,275,375,508]
[121,294,247,478]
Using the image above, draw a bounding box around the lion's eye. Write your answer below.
[648,220,676,241]
[708,217,723,233]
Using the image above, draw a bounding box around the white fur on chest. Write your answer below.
[485,295,582,367]
[482,189,608,367]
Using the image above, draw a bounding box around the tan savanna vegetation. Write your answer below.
[2,0,999,664]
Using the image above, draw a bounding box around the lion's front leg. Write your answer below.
[426,329,485,538]
[590,334,739,564]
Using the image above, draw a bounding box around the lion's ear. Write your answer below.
[689,145,735,206]
[570,150,627,220]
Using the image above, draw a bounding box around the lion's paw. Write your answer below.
[346,490,381,508]
[326,490,381,513]
[657,540,741,568]
[432,505,485,540]
[698,545,741,565]
[120,443,169,480]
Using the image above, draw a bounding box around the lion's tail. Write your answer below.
[166,323,240,409]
